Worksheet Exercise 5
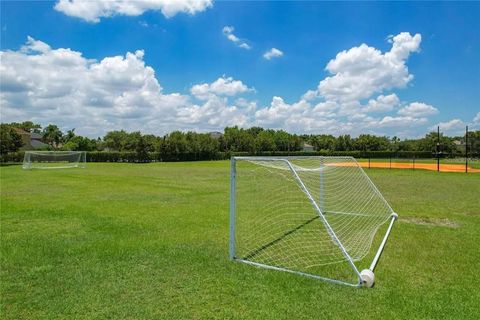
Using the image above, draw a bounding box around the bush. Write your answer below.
[0,151,24,164]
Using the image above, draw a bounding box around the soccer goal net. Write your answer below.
[230,156,398,287]
[22,151,87,169]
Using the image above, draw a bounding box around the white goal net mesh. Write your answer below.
[23,151,86,169]
[234,156,393,277]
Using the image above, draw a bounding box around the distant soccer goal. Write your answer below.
[22,151,86,170]
[230,156,398,287]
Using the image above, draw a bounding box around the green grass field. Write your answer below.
[1,162,480,319]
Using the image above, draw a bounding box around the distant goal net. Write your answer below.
[23,151,86,169]
[230,156,398,287]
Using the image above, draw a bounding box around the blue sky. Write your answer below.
[1,1,479,138]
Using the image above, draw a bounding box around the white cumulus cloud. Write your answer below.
[474,112,480,124]
[255,97,309,128]
[398,102,438,117]
[177,96,254,128]
[301,90,318,101]
[378,116,428,127]
[290,32,436,137]
[431,119,466,136]
[263,48,283,60]
[54,0,213,23]
[190,76,252,100]
[222,26,251,50]
[0,37,258,136]
[319,32,421,102]
[364,94,400,113]
[0,33,442,138]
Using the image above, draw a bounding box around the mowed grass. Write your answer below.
[1,162,479,319]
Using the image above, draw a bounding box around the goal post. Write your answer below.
[22,151,87,170]
[230,156,398,287]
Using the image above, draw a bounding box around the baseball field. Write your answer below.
[1,161,479,319]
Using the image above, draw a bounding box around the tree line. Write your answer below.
[1,121,479,159]
[303,132,476,154]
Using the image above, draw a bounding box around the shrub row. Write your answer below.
[2,150,478,164]
[87,151,224,162]
[0,152,24,163]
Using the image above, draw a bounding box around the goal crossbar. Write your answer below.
[229,156,398,287]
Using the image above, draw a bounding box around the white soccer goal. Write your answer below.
[230,156,398,287]
[22,151,87,169]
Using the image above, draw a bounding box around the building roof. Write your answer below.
[31,139,48,149]
[12,127,30,135]
[31,132,43,140]
[209,131,223,139]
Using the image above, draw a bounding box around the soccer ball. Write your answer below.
[360,269,375,288]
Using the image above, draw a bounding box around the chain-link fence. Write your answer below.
[357,153,480,173]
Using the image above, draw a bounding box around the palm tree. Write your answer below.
[42,124,63,149]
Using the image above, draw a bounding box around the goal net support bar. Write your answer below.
[229,156,398,287]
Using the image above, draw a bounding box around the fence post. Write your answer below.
[413,154,415,170]
[389,155,392,169]
[466,125,468,173]
[437,126,440,172]
[368,157,371,169]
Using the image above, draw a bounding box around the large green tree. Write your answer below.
[334,135,354,151]
[42,124,63,149]
[161,131,189,155]
[311,134,336,151]
[417,132,456,154]
[273,130,292,151]
[355,134,390,152]
[104,130,129,151]
[0,124,24,155]
[63,129,76,143]
[62,136,98,151]
[255,130,276,152]
[222,126,255,152]
[135,135,150,162]
[464,130,480,155]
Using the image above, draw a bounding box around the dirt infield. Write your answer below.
[356,161,480,173]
